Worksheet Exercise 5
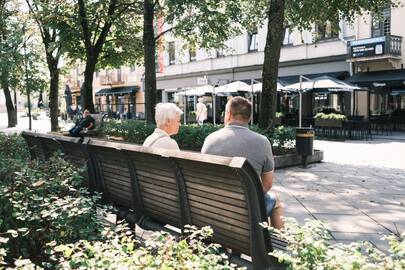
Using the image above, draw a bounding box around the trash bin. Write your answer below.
[295,127,315,167]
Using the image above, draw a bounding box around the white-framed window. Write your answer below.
[315,21,338,41]
[168,42,175,65]
[248,24,258,52]
[372,7,391,37]
[216,48,224,58]
[189,45,196,62]
[283,27,294,45]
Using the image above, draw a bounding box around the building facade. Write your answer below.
[156,2,405,126]
[66,64,145,119]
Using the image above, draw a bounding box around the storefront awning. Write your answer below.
[347,69,405,87]
[95,86,139,96]
[391,89,405,95]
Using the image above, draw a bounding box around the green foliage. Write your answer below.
[0,136,111,268]
[102,120,296,154]
[164,1,250,50]
[266,218,405,270]
[314,113,347,121]
[275,112,284,118]
[61,0,143,70]
[1,0,47,99]
[53,224,242,270]
[0,133,30,161]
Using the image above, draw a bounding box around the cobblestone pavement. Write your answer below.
[274,138,405,251]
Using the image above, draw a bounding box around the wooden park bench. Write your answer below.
[21,131,287,270]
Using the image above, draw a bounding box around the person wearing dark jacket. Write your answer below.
[69,110,95,137]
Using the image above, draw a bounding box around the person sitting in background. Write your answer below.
[201,96,284,229]
[68,109,95,137]
[143,103,182,150]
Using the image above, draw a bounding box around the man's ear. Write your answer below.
[226,110,232,122]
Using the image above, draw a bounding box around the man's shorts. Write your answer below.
[264,192,277,216]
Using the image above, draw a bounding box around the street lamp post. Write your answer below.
[250,78,260,125]
[299,75,312,128]
[183,88,187,125]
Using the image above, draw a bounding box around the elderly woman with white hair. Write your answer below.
[143,103,183,150]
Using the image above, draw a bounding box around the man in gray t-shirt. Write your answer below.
[202,96,284,229]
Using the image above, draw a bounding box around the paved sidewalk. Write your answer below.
[0,112,72,134]
[274,139,405,252]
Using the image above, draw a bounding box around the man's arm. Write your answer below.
[261,170,274,193]
[86,122,94,129]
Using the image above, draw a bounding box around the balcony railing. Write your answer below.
[99,74,128,85]
[347,35,402,61]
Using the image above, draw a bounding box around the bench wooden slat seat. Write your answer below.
[21,131,287,270]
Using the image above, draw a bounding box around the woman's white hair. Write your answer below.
[155,103,183,127]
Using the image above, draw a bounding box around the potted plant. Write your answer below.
[314,113,347,128]
[274,112,284,126]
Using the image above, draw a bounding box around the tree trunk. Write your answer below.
[143,0,157,124]
[49,67,59,131]
[81,56,96,113]
[259,0,286,130]
[1,75,17,127]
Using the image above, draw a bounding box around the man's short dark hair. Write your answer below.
[227,96,251,121]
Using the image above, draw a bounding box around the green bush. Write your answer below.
[0,133,30,161]
[314,112,347,121]
[53,225,242,270]
[102,120,296,155]
[0,154,111,268]
[266,218,405,270]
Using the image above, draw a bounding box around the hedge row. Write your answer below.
[102,120,296,154]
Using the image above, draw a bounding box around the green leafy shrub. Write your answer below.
[314,112,347,121]
[275,112,284,118]
[0,133,30,161]
[53,224,242,270]
[0,155,111,268]
[266,218,405,270]
[102,120,296,155]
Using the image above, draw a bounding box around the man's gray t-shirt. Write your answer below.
[201,123,274,176]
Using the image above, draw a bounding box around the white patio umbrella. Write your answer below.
[281,75,360,93]
[281,75,360,127]
[252,81,286,93]
[215,81,251,95]
[175,85,214,96]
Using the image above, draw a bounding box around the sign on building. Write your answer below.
[197,77,208,85]
[350,36,386,58]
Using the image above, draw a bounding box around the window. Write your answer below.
[315,21,338,41]
[370,92,389,115]
[248,25,258,52]
[130,65,136,72]
[189,45,196,62]
[372,7,391,37]
[283,27,293,45]
[95,71,99,78]
[168,42,175,65]
[117,68,122,82]
[216,48,224,58]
